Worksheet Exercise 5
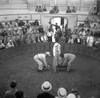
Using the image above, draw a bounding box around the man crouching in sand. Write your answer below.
[34,52,51,72]
[58,53,76,72]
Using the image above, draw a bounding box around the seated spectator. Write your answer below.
[8,28,13,36]
[66,6,71,13]
[25,20,30,27]
[15,90,27,98]
[55,87,67,98]
[35,5,38,12]
[74,36,82,44]
[93,40,100,51]
[34,20,39,26]
[92,7,97,15]
[13,20,18,27]
[41,33,48,42]
[4,80,18,98]
[8,21,14,28]
[37,5,43,12]
[1,29,8,37]
[27,25,33,34]
[67,93,76,98]
[79,28,86,36]
[49,5,59,14]
[49,9,55,14]
[0,22,3,29]
[0,37,5,50]
[72,6,76,12]
[38,25,44,34]
[43,5,47,11]
[53,5,59,13]
[68,36,74,44]
[18,20,25,27]
[4,22,9,28]
[37,81,54,98]
[6,40,14,48]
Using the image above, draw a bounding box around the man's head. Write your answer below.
[15,90,24,98]
[60,53,64,58]
[45,52,51,56]
[10,80,17,89]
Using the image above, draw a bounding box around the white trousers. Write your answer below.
[67,56,76,71]
[34,55,44,70]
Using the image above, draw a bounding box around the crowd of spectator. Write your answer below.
[66,6,76,13]
[34,5,77,14]
[49,5,59,14]
[0,19,100,51]
[4,80,81,98]
[35,5,47,12]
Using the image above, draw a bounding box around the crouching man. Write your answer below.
[59,53,76,72]
[34,52,51,72]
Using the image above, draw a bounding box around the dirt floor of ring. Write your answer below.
[0,54,100,98]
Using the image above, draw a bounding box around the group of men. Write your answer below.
[34,42,76,72]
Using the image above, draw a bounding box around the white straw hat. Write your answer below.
[57,87,67,98]
[41,81,52,92]
[67,93,76,98]
[54,42,59,47]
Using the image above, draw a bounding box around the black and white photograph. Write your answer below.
[0,0,100,98]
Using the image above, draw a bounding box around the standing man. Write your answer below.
[34,52,51,72]
[59,53,76,72]
[53,42,61,72]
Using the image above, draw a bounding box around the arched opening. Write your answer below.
[50,16,68,29]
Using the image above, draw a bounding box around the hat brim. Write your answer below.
[41,84,52,92]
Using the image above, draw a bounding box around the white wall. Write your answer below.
[0,13,88,31]
[41,13,77,31]
[0,0,8,4]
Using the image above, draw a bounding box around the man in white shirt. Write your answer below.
[86,35,94,47]
[47,29,53,42]
[0,39,5,50]
[6,40,14,48]
[34,52,51,72]
[58,53,76,72]
[53,42,61,72]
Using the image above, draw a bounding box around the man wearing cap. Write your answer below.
[55,87,67,98]
[53,42,61,72]
[58,53,76,72]
[34,52,51,72]
[37,81,54,98]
